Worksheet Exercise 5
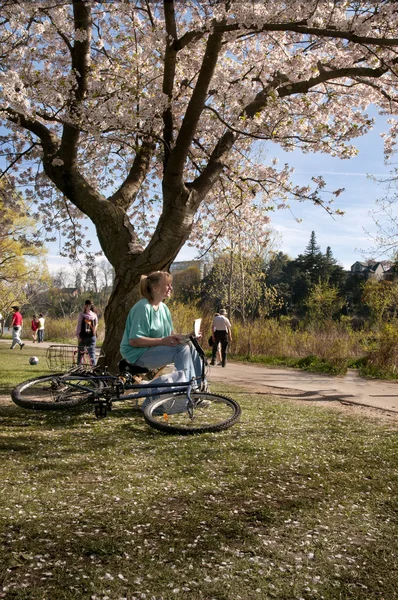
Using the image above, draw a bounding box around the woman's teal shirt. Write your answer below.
[120,298,173,364]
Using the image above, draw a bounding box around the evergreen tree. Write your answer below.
[325,246,334,264]
[269,233,347,314]
[304,231,322,257]
[293,231,326,286]
[324,245,347,287]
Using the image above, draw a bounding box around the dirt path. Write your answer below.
[210,361,398,415]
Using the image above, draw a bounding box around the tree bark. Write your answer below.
[100,272,138,371]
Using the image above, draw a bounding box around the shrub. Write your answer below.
[361,323,398,378]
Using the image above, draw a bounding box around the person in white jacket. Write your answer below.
[210,309,232,368]
[37,313,45,342]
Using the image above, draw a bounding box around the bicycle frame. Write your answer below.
[60,336,207,418]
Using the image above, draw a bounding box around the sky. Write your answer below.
[45,109,395,273]
[265,112,394,269]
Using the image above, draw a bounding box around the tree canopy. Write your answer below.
[0,178,48,313]
[2,0,398,364]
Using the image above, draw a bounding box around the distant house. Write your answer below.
[350,260,387,280]
[383,263,397,281]
[60,287,80,297]
[170,260,207,278]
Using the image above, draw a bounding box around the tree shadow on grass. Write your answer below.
[0,401,150,459]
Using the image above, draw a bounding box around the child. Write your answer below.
[31,315,39,342]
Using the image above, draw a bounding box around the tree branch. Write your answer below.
[162,0,177,168]
[108,139,156,210]
[175,19,398,51]
[2,107,59,155]
[59,0,92,169]
[164,25,224,187]
[241,60,398,122]
[192,58,398,200]
[191,129,235,200]
[0,142,38,178]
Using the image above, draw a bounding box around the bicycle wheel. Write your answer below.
[143,391,241,435]
[11,374,102,410]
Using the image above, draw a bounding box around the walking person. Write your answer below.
[210,313,223,365]
[10,306,25,350]
[76,299,98,366]
[37,313,45,343]
[31,315,39,342]
[210,309,232,368]
[0,311,4,337]
[120,271,203,388]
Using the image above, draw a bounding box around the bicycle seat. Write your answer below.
[118,359,149,376]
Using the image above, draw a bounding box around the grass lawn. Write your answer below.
[0,348,397,599]
[0,344,51,393]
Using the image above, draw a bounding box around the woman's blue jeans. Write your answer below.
[135,341,202,387]
[77,336,97,366]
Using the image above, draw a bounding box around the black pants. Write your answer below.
[212,330,228,366]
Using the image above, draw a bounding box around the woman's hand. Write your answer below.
[162,335,182,346]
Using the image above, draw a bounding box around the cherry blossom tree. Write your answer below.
[1,0,398,366]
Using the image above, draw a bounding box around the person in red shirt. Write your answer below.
[10,306,25,350]
[31,314,39,342]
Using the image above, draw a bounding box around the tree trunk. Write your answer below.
[99,271,140,372]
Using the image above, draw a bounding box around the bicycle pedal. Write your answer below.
[94,403,108,419]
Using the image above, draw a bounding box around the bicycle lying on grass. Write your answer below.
[11,337,241,435]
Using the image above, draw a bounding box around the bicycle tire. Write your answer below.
[143,391,241,435]
[11,373,103,410]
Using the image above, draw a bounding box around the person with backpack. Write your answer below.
[76,299,98,365]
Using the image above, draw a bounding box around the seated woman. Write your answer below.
[120,271,203,388]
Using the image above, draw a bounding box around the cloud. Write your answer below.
[297,170,388,177]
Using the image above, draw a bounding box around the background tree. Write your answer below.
[265,252,293,315]
[171,266,202,305]
[293,231,329,285]
[268,232,346,314]
[205,253,265,323]
[305,281,341,325]
[362,279,398,325]
[0,177,48,315]
[201,206,279,322]
[324,246,346,288]
[2,2,398,366]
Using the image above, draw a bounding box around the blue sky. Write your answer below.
[264,112,394,269]
[45,110,395,273]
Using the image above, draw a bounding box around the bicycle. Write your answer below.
[11,337,241,435]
